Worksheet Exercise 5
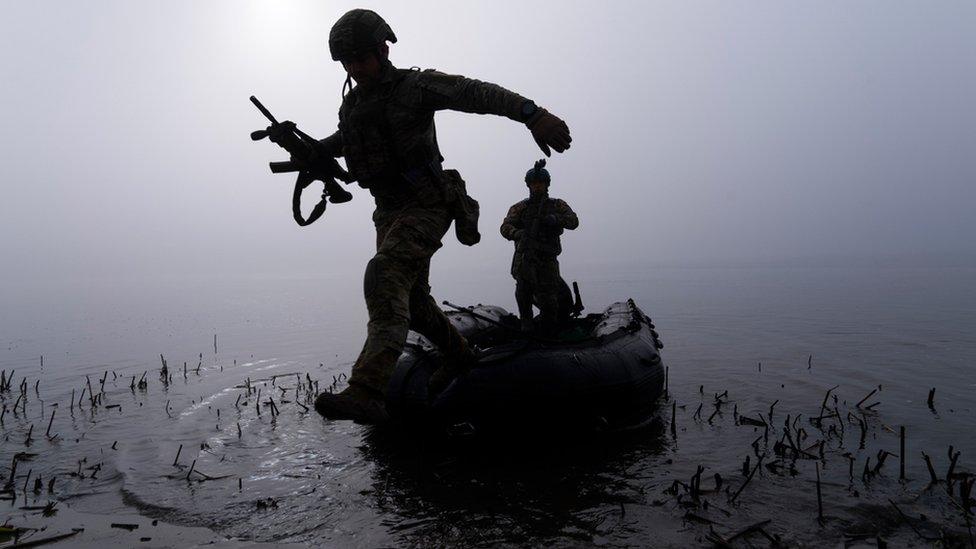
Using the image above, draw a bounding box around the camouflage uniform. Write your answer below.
[320,63,534,394]
[500,193,579,332]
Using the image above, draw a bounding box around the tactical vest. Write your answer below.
[514,197,563,258]
[338,69,442,190]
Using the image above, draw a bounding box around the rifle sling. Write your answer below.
[292,171,329,227]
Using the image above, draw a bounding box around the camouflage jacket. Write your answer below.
[500,194,579,258]
[320,64,530,193]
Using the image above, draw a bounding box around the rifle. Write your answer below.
[442,301,559,345]
[513,197,549,258]
[249,95,353,226]
[571,280,584,317]
[528,197,547,243]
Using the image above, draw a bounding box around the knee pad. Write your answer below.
[364,254,392,299]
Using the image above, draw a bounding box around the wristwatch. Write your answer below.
[520,100,539,123]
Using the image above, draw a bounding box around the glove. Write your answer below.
[512,229,525,241]
[526,109,571,157]
[266,121,296,145]
[542,214,560,228]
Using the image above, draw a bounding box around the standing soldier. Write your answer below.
[312,9,572,423]
[500,159,579,335]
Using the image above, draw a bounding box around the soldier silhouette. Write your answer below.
[311,9,572,423]
[501,159,579,335]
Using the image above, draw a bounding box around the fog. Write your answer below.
[2,1,975,291]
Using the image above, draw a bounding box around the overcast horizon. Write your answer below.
[2,1,975,289]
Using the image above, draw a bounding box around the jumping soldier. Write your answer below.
[500,159,579,335]
[313,9,572,423]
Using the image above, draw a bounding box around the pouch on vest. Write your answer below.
[442,169,481,246]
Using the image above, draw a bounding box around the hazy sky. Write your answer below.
[2,1,974,287]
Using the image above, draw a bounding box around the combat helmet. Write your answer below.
[525,159,551,185]
[329,9,397,61]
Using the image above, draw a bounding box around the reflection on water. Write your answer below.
[357,423,670,546]
[1,264,975,545]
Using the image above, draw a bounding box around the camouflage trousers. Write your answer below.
[512,254,570,334]
[348,199,469,395]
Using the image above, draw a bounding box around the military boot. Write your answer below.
[314,383,389,424]
[515,293,536,334]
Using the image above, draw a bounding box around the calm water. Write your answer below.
[1,263,975,546]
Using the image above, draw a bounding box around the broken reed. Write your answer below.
[663,375,955,535]
[900,426,906,480]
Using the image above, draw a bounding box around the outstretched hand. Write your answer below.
[527,109,571,157]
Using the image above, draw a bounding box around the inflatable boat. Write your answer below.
[386,299,666,437]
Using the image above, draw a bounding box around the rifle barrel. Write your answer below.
[249,95,279,125]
